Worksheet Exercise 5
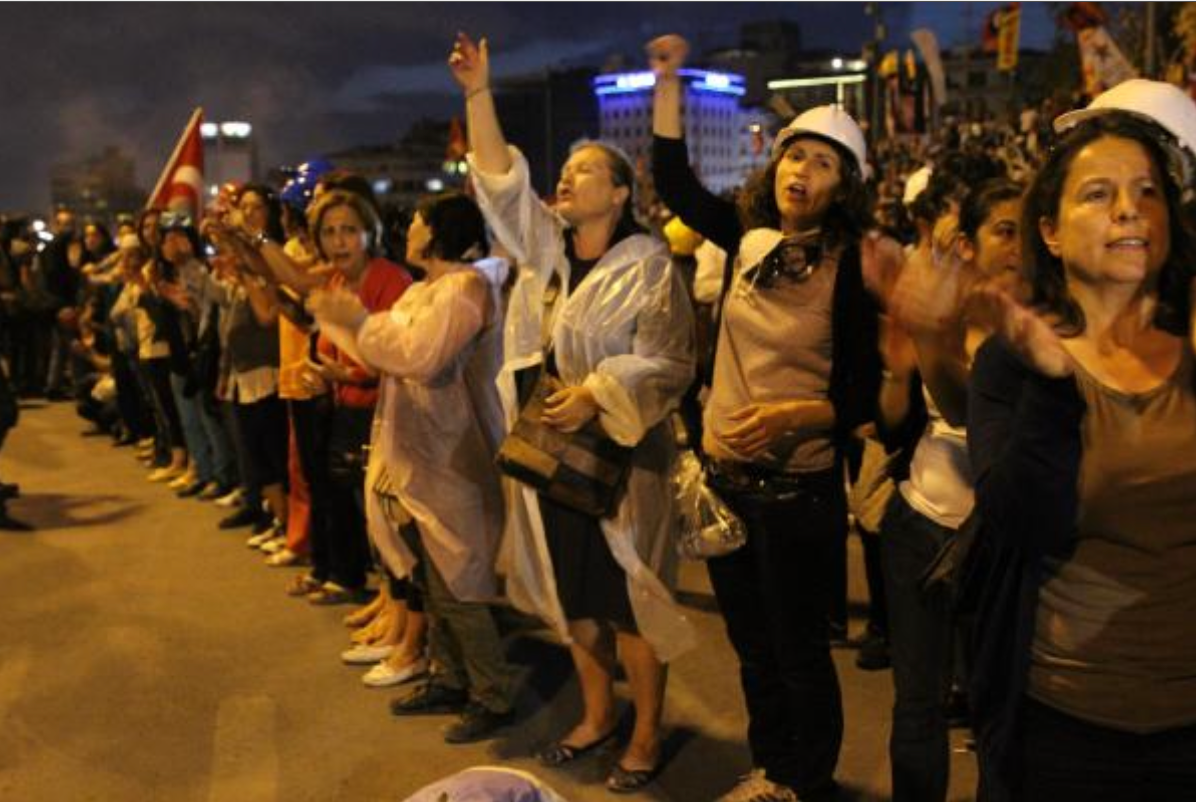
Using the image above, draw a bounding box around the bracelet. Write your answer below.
[465,86,490,101]
[250,231,269,251]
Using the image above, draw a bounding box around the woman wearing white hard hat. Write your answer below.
[650,34,886,802]
[965,88,1196,799]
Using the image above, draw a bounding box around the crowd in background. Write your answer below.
[1,29,1194,802]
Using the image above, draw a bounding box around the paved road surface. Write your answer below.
[0,401,978,801]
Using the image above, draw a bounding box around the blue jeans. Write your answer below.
[169,373,206,478]
[881,492,956,802]
[169,374,236,485]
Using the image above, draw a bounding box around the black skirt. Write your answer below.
[538,492,635,630]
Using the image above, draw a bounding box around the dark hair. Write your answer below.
[238,183,286,244]
[1023,113,1193,336]
[82,221,115,260]
[958,178,1024,240]
[414,192,488,262]
[159,222,203,263]
[136,208,161,252]
[910,150,1005,227]
[307,189,383,260]
[736,133,871,249]
[568,140,646,243]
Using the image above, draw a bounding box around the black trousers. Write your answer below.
[290,396,333,581]
[706,467,845,798]
[1016,696,1196,802]
[323,404,373,590]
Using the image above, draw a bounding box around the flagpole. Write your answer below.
[146,107,203,210]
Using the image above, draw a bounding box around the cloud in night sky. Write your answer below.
[0,2,1059,212]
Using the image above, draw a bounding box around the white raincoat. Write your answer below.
[321,258,509,603]
[469,147,698,662]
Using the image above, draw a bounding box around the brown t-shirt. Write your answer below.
[703,238,836,473]
[1030,345,1196,732]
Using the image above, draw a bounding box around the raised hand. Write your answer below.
[967,286,1074,378]
[645,34,689,80]
[860,230,906,307]
[889,238,967,337]
[448,32,489,94]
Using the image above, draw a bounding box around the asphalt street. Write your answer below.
[0,401,978,801]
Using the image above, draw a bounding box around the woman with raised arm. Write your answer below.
[967,83,1196,799]
[450,32,696,793]
[649,33,884,802]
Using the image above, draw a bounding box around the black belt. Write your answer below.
[705,459,836,502]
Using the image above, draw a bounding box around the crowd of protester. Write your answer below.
[2,30,1194,802]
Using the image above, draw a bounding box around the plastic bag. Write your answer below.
[674,450,748,560]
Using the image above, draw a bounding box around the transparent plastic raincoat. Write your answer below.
[469,147,698,662]
[320,258,509,603]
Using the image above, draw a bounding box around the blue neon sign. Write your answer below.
[593,69,746,97]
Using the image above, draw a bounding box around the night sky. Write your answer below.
[0,2,1058,212]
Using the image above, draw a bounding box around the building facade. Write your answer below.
[595,68,761,195]
[50,146,144,222]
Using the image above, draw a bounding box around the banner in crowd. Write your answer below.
[996,4,1021,71]
[910,28,947,108]
[881,50,931,136]
[147,107,205,219]
[1077,25,1137,95]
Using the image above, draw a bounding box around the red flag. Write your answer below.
[147,108,205,219]
[982,9,1001,53]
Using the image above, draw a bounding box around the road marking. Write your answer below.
[207,695,279,802]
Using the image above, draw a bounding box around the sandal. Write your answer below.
[285,573,322,597]
[537,729,617,767]
[606,761,661,794]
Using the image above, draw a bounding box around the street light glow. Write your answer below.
[219,122,252,139]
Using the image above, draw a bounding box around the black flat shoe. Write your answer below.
[442,702,515,744]
[390,682,469,716]
[537,729,618,766]
[606,760,661,794]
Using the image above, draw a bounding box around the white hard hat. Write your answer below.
[772,105,871,180]
[1053,78,1196,159]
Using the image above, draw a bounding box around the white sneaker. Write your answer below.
[362,657,429,688]
[246,531,274,549]
[340,643,394,665]
[215,487,245,507]
[259,536,286,554]
[715,769,799,802]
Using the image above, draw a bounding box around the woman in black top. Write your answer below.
[967,99,1196,801]
[649,35,884,802]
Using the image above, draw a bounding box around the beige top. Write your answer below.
[703,229,837,473]
[1030,345,1196,732]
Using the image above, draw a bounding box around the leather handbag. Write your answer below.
[495,367,633,519]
